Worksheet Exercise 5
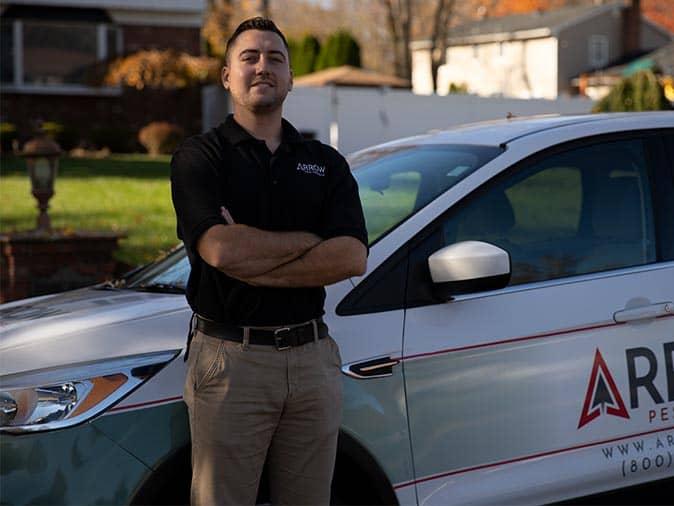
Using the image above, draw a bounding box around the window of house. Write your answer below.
[588,35,609,68]
[1,6,120,89]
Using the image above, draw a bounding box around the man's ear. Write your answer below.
[221,65,230,90]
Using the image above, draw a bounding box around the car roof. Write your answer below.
[360,112,674,152]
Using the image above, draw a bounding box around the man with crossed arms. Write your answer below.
[170,17,368,506]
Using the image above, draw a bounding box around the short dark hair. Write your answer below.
[224,17,289,62]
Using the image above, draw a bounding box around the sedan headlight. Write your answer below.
[0,350,179,434]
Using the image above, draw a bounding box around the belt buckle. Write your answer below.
[274,327,292,351]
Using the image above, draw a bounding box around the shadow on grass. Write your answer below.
[1,155,171,179]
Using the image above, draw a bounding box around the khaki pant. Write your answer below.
[183,329,343,506]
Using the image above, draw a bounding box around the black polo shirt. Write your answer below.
[170,114,367,326]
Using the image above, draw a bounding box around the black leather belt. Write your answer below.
[195,315,328,350]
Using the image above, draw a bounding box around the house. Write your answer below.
[0,0,205,147]
[411,1,672,99]
[573,40,674,101]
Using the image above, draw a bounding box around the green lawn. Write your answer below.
[0,154,177,267]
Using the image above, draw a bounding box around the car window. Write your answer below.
[351,144,503,245]
[125,247,190,289]
[441,137,657,285]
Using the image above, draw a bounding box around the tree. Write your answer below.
[377,0,413,80]
[315,30,361,71]
[290,35,321,76]
[202,0,234,59]
[592,70,672,112]
[429,0,456,92]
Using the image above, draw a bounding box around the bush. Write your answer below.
[1,122,17,153]
[448,82,469,94]
[90,126,137,153]
[105,50,219,90]
[138,122,184,155]
[593,70,671,112]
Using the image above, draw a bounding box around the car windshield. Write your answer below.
[125,246,190,292]
[124,143,503,291]
[350,144,503,244]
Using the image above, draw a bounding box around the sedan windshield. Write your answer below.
[350,144,503,244]
[124,143,503,291]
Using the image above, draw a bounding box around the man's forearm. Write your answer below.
[239,236,367,288]
[198,224,322,278]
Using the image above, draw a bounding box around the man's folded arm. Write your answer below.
[236,236,367,288]
[197,224,322,278]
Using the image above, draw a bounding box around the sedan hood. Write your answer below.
[0,287,190,375]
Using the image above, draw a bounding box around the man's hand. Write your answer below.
[197,207,322,279]
[240,236,367,288]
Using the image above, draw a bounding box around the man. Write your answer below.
[170,17,368,506]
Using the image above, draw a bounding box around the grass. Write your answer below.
[0,154,176,267]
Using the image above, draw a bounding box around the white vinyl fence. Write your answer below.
[202,85,594,155]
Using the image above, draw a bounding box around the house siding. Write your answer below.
[411,48,434,95]
[640,21,672,53]
[436,37,557,99]
[556,7,623,96]
[2,87,202,150]
[121,25,200,54]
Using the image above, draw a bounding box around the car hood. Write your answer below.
[0,287,190,376]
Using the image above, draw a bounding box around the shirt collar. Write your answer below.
[220,114,304,149]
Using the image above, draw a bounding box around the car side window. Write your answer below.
[441,138,657,285]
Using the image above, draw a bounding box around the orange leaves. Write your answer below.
[104,51,220,90]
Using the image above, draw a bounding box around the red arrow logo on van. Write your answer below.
[578,348,630,429]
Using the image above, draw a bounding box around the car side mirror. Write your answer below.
[428,241,511,300]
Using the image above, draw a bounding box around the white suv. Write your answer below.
[2,113,673,505]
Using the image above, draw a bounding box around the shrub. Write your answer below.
[1,122,17,153]
[448,82,469,94]
[105,50,219,90]
[90,126,137,153]
[593,70,671,112]
[138,122,184,155]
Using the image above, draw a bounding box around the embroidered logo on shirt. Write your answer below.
[296,163,326,176]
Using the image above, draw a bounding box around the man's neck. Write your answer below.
[233,108,283,153]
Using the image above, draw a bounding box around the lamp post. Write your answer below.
[20,135,61,232]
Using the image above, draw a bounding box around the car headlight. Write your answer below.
[0,350,179,434]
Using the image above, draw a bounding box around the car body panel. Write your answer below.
[0,417,149,505]
[0,288,187,376]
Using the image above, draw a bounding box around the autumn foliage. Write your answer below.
[138,122,185,155]
[104,51,220,90]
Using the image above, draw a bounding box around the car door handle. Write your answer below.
[342,356,401,379]
[614,302,673,323]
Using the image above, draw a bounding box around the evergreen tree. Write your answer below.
[593,70,671,112]
[292,35,321,76]
[315,30,361,71]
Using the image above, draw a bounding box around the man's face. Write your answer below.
[222,29,293,114]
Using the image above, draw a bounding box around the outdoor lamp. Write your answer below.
[20,135,61,232]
